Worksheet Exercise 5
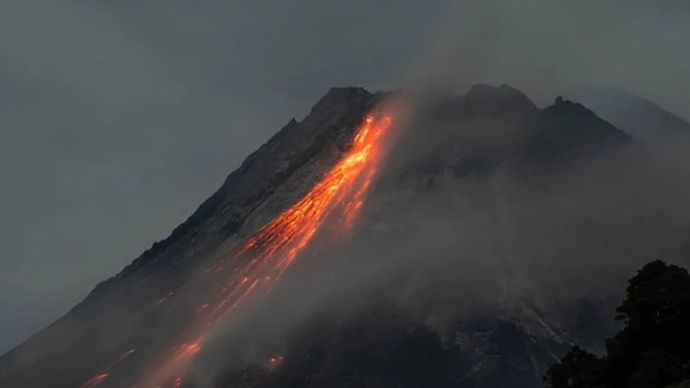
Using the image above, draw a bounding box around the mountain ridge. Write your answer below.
[567,87,690,139]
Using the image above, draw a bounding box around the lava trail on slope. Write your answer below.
[82,112,393,387]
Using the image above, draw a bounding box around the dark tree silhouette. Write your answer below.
[546,260,690,388]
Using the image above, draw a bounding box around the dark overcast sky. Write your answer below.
[1,0,688,352]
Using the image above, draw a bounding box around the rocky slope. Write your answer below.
[0,87,382,387]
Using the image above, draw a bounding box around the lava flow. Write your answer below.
[85,112,393,388]
[78,348,135,388]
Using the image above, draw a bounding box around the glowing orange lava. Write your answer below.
[197,112,393,328]
[79,373,109,388]
[79,348,136,387]
[103,112,393,388]
[268,355,284,370]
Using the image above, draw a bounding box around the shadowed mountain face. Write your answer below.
[2,84,689,388]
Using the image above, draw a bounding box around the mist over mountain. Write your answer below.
[2,84,690,388]
[568,87,690,140]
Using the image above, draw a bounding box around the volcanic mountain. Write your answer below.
[2,84,690,388]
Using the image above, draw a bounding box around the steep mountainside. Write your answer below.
[2,84,689,388]
[0,87,382,387]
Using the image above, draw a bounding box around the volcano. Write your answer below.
[2,84,690,388]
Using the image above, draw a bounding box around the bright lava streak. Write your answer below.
[90,112,393,388]
[78,348,136,388]
[79,373,109,388]
[202,112,393,328]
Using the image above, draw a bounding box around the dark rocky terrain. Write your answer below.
[2,84,689,388]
